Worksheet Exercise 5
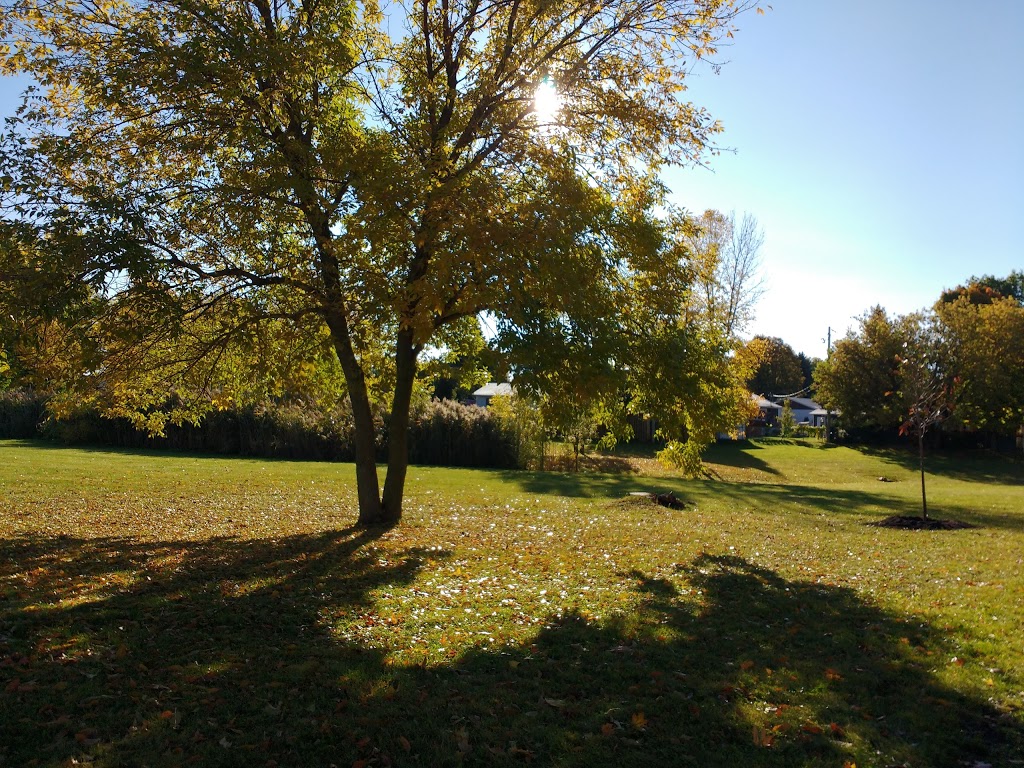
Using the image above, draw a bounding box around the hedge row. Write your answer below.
[0,391,522,469]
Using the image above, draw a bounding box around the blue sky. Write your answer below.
[667,0,1024,357]
[2,1,1022,359]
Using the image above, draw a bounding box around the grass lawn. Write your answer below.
[1,438,1022,767]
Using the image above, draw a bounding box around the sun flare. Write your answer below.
[533,77,561,125]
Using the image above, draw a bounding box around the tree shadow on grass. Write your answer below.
[0,527,443,766]
[700,441,783,478]
[2,540,1021,766]
[854,444,1024,485]
[496,469,691,502]
[544,454,640,475]
[704,481,1024,532]
[386,557,1021,767]
[501,459,1024,532]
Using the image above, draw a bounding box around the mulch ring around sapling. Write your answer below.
[614,491,689,510]
[870,515,975,530]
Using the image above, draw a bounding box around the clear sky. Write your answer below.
[666,0,1024,358]
[2,1,1022,360]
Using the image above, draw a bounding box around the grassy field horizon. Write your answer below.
[2,438,1022,766]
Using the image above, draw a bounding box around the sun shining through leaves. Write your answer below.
[533,76,562,126]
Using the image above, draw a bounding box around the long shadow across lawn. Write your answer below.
[0,527,439,766]
[700,481,1024,528]
[701,440,784,477]
[3,531,1022,766]
[496,469,684,500]
[498,465,1024,531]
[702,481,1024,532]
[855,444,1024,485]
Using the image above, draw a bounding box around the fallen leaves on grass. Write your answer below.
[2,442,1023,768]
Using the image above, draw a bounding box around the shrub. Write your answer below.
[407,399,518,469]
[11,394,522,469]
[489,395,546,469]
[0,390,46,438]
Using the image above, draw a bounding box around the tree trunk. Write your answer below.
[380,329,418,524]
[324,311,387,526]
[350,388,385,526]
[918,432,928,521]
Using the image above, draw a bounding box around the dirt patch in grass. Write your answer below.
[545,453,642,474]
[612,491,689,510]
[871,514,976,530]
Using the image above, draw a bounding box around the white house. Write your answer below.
[772,396,821,424]
[471,382,513,407]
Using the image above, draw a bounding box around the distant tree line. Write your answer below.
[813,272,1024,450]
[736,335,816,397]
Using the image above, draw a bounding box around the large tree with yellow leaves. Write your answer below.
[1,0,755,524]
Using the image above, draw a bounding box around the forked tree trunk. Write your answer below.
[325,298,423,526]
[309,204,394,526]
[918,432,928,520]
[328,324,419,527]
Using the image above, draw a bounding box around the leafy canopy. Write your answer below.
[1,0,756,520]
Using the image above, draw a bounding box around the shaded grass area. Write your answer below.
[855,444,1024,485]
[3,535,1019,767]
[2,440,1023,766]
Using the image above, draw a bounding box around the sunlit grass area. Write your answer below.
[1,438,1022,766]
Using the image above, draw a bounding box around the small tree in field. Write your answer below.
[897,314,958,520]
[778,400,795,437]
[544,396,628,473]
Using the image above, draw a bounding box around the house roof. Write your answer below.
[751,394,781,410]
[774,396,821,410]
[472,382,513,397]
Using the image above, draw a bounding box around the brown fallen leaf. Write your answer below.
[752,726,774,747]
[398,735,411,752]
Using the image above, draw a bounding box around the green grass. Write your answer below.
[1,438,1022,767]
